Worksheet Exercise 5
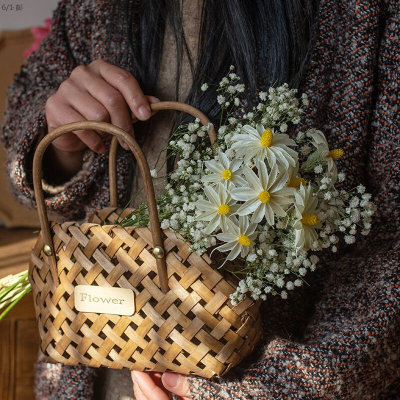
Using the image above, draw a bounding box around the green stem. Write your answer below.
[115,187,145,225]
[153,146,168,170]
[0,271,29,302]
[0,285,31,321]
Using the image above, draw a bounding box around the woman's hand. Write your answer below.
[44,59,159,180]
[131,371,192,400]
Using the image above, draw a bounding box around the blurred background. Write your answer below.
[0,0,57,29]
[0,2,59,399]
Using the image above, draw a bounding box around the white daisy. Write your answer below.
[215,216,257,261]
[202,151,246,187]
[307,129,344,177]
[195,184,239,234]
[231,124,298,168]
[231,162,294,225]
[293,184,322,250]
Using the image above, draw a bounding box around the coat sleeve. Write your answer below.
[0,0,133,222]
[187,1,400,398]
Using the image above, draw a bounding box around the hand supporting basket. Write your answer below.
[32,101,216,294]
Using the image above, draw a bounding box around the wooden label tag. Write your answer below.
[74,285,135,316]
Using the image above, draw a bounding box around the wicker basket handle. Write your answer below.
[33,101,215,293]
[109,101,216,206]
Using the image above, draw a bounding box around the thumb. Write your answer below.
[162,373,191,399]
[146,95,160,104]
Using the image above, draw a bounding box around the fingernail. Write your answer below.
[138,104,151,120]
[150,97,160,103]
[163,373,180,389]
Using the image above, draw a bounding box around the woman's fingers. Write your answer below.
[116,95,160,151]
[70,62,161,150]
[162,373,191,399]
[69,66,134,150]
[45,60,160,156]
[147,95,160,104]
[131,371,171,400]
[88,59,152,121]
[66,72,128,149]
[133,381,148,400]
[46,97,106,153]
[58,79,115,150]
[131,371,191,400]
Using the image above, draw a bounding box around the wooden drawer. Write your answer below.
[0,227,40,400]
[0,295,39,400]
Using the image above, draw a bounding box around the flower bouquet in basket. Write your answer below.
[1,67,375,379]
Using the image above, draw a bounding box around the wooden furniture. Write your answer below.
[0,28,41,400]
[0,29,39,228]
[0,296,39,400]
[0,227,40,400]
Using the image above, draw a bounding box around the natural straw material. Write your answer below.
[28,101,262,378]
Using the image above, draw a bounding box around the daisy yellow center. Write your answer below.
[221,169,232,180]
[258,190,271,203]
[260,129,273,148]
[217,204,230,215]
[288,176,306,188]
[238,234,252,247]
[301,213,319,226]
[328,148,344,160]
[287,176,306,187]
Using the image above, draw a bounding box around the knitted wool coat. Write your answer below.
[1,0,400,399]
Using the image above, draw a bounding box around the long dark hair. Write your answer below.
[124,0,319,174]
[127,0,319,121]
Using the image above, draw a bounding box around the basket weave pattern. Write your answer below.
[29,207,262,378]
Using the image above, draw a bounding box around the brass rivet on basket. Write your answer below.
[152,246,165,259]
[43,244,53,256]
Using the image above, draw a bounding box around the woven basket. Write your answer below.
[29,101,262,378]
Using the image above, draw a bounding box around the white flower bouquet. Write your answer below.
[0,67,376,319]
[118,66,376,305]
